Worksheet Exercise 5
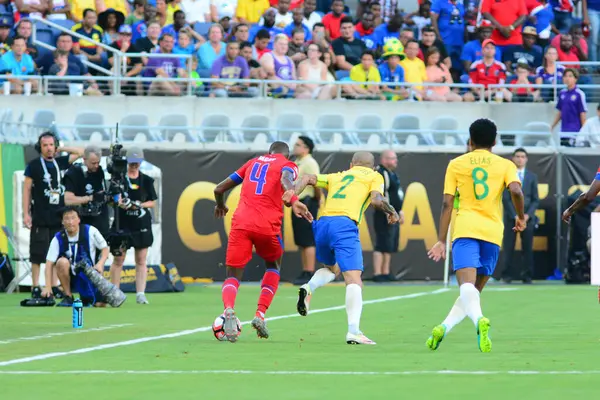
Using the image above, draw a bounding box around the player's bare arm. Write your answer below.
[213,177,239,218]
[281,171,314,222]
[563,178,600,223]
[508,181,527,231]
[428,194,454,262]
[287,174,318,202]
[370,191,400,224]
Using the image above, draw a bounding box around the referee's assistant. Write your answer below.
[291,136,321,286]
[372,150,404,282]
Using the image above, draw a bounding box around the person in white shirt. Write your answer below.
[210,0,237,22]
[181,0,211,23]
[578,103,600,146]
[42,207,110,307]
[259,0,292,28]
[303,0,322,30]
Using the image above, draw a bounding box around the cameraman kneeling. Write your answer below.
[64,145,109,238]
[110,147,157,305]
[42,206,110,307]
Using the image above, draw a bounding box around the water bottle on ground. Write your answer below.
[72,298,83,329]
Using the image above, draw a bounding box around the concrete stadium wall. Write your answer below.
[0,97,564,134]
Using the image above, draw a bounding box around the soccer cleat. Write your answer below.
[297,284,312,316]
[477,317,492,353]
[136,293,149,304]
[426,324,447,351]
[346,332,376,345]
[251,316,269,339]
[223,307,239,343]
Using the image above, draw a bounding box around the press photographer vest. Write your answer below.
[55,224,93,266]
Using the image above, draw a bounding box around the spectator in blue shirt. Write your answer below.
[132,5,157,43]
[460,21,502,73]
[284,8,312,41]
[502,26,543,74]
[431,0,465,70]
[354,12,378,50]
[197,24,227,70]
[161,10,205,44]
[1,36,37,94]
[249,8,284,50]
[373,13,404,48]
[378,38,408,100]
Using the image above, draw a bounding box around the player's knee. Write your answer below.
[342,271,363,287]
[56,257,70,272]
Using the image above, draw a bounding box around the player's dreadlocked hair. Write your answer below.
[469,118,497,148]
[269,141,290,157]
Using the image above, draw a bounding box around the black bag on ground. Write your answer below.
[0,253,15,292]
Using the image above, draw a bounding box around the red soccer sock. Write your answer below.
[222,277,240,310]
[257,269,280,317]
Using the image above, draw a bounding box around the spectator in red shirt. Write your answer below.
[322,0,346,41]
[557,33,583,68]
[481,0,528,48]
[508,62,539,102]
[252,29,273,59]
[551,24,588,62]
[464,39,511,101]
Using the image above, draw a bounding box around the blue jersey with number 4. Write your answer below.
[228,153,298,236]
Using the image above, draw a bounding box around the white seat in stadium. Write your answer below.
[32,109,56,129]
[201,114,232,143]
[241,115,271,143]
[315,114,350,145]
[73,111,109,142]
[430,116,464,146]
[354,114,384,146]
[519,122,554,146]
[276,113,304,143]
[158,114,196,142]
[390,114,427,145]
[120,114,153,142]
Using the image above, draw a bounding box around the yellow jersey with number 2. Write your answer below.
[316,166,385,224]
[444,149,520,246]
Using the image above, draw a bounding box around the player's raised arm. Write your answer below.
[562,170,600,223]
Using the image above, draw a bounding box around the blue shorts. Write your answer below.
[452,238,500,276]
[313,216,363,273]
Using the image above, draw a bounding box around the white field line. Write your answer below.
[0,288,449,367]
[0,324,134,345]
[0,369,599,376]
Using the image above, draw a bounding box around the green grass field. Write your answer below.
[0,284,598,399]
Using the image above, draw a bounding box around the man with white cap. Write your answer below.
[109,147,158,305]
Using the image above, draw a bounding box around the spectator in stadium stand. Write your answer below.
[48,50,73,95]
[425,46,463,101]
[332,17,366,71]
[167,0,183,23]
[47,0,72,20]
[405,0,431,40]
[296,43,335,99]
[14,0,49,19]
[12,19,38,60]
[287,28,307,65]
[108,25,143,94]
[72,9,104,69]
[551,68,587,146]
[208,0,235,22]
[174,30,202,65]
[322,0,346,40]
[249,8,284,48]
[373,12,403,48]
[551,0,573,33]
[349,49,385,99]
[355,12,377,50]
[507,61,538,102]
[96,0,129,17]
[197,23,226,69]
[357,0,397,24]
[264,0,293,28]
[481,0,527,49]
[210,41,258,97]
[0,36,37,94]
[303,0,322,30]
[125,0,146,25]
[370,2,383,26]
[503,26,543,73]
[219,15,233,35]
[430,0,464,70]
[418,26,450,68]
[145,33,188,95]
[236,0,270,24]
[179,0,210,22]
[552,24,588,64]
[400,40,426,99]
[583,0,600,61]
[162,10,205,43]
[525,0,552,48]
[135,20,161,53]
[71,0,94,22]
[379,38,408,100]
[252,28,272,59]
[38,32,87,75]
[399,27,424,59]
[98,8,125,45]
[285,7,312,40]
[0,17,10,56]
[240,40,266,78]
[132,5,158,43]
[463,38,510,102]
[535,46,565,101]
[261,33,297,97]
[307,22,328,48]
[555,33,585,69]
[461,20,502,73]
[155,0,169,27]
[229,23,250,42]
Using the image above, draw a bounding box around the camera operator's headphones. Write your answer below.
[35,131,59,154]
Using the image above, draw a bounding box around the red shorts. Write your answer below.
[225,229,284,268]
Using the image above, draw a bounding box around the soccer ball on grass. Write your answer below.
[212,314,242,341]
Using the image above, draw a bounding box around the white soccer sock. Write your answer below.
[459,283,483,326]
[346,284,362,335]
[441,297,467,333]
[307,268,336,293]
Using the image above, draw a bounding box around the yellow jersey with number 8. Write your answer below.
[316,166,385,224]
[443,149,520,246]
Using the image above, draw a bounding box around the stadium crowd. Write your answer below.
[0,0,596,100]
